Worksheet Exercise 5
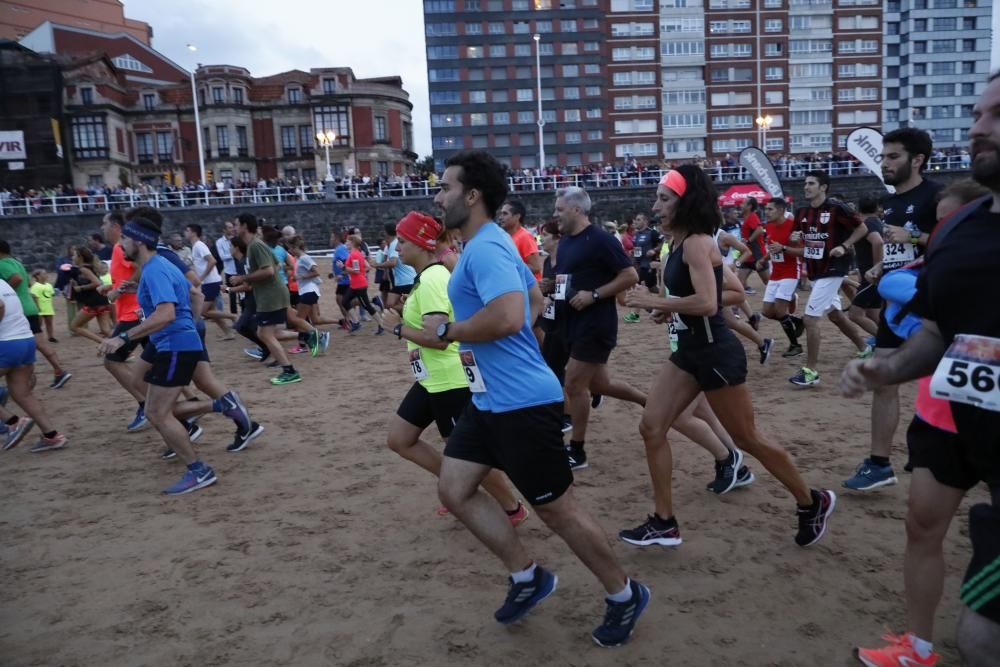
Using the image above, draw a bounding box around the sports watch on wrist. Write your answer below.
[436,321,451,342]
[591,289,601,301]
[117,330,130,344]
[393,323,403,339]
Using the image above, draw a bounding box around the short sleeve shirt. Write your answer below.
[793,198,862,279]
[137,255,203,352]
[346,249,368,289]
[855,216,884,275]
[247,239,289,312]
[388,239,416,287]
[765,218,801,281]
[447,222,563,413]
[29,282,55,316]
[0,257,38,317]
[110,243,140,322]
[631,227,661,268]
[881,178,945,272]
[403,263,467,393]
[295,253,321,295]
[334,245,350,286]
[740,212,766,260]
[510,227,542,280]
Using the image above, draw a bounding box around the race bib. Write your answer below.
[633,248,643,258]
[771,251,785,263]
[460,351,487,392]
[883,242,916,267]
[554,274,569,301]
[804,241,825,260]
[930,334,1000,413]
[408,349,428,381]
[542,300,556,320]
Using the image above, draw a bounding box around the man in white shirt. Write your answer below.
[185,224,235,339]
[216,220,237,314]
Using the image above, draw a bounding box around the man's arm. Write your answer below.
[446,292,525,343]
[97,302,176,354]
[524,252,544,276]
[569,266,639,310]
[528,283,544,323]
[841,320,945,396]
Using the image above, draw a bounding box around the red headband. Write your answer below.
[659,170,687,198]
[396,211,440,251]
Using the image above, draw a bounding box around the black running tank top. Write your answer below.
[662,237,729,346]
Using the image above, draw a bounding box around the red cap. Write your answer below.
[396,211,440,251]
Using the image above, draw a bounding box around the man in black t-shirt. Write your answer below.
[845,194,885,338]
[624,213,662,323]
[543,186,643,470]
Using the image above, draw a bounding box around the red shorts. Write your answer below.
[81,304,111,316]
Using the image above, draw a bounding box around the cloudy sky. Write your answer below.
[125,0,433,156]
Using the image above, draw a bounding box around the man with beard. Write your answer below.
[432,150,650,647]
[843,128,943,492]
[842,72,1000,667]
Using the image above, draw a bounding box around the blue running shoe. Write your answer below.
[243,347,264,360]
[494,565,558,624]
[127,405,147,432]
[319,331,331,354]
[592,580,651,647]
[163,465,217,495]
[842,458,897,491]
[216,392,251,434]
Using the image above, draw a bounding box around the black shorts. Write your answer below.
[143,350,201,387]
[379,279,392,293]
[638,267,658,291]
[852,279,883,311]
[444,401,573,506]
[140,338,208,364]
[906,416,1000,491]
[201,281,221,302]
[670,333,747,391]
[289,290,299,307]
[541,328,570,386]
[397,383,471,439]
[26,314,41,335]
[390,284,413,296]
[875,306,906,349]
[104,320,147,362]
[961,501,1000,624]
[336,284,349,296]
[256,308,287,327]
[568,330,616,364]
[298,291,319,306]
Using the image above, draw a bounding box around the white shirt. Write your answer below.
[0,280,33,342]
[191,239,221,284]
[215,236,236,275]
[295,253,321,295]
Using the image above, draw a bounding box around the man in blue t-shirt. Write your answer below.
[373,222,417,310]
[431,150,649,648]
[545,186,643,470]
[332,232,352,326]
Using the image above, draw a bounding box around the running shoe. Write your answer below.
[855,633,939,667]
[375,326,385,336]
[782,343,804,358]
[29,433,67,453]
[856,344,874,359]
[319,331,331,354]
[227,421,264,452]
[349,321,361,334]
[842,458,897,491]
[160,448,177,461]
[307,330,320,357]
[619,514,682,547]
[494,565,558,624]
[623,312,640,323]
[759,337,774,364]
[49,371,72,389]
[567,444,588,471]
[744,286,757,295]
[749,313,761,331]
[561,415,572,433]
[187,421,204,442]
[287,344,308,354]
[591,394,604,409]
[795,489,836,547]
[217,392,252,435]
[733,466,755,488]
[592,580,651,648]
[48,337,58,343]
[706,448,744,495]
[163,465,217,495]
[2,417,34,451]
[127,405,148,432]
[865,335,877,348]
[507,501,530,527]
[243,347,264,360]
[270,370,302,385]
[789,367,820,387]
[266,360,282,368]
[0,385,7,406]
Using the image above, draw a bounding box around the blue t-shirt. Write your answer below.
[388,238,416,287]
[137,254,203,352]
[272,245,289,284]
[448,222,563,413]
[333,245,350,286]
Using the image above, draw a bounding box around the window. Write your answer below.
[424,0,455,12]
[932,40,956,53]
[313,105,350,145]
[931,106,954,119]
[541,87,555,101]
[837,110,878,124]
[914,84,927,97]
[663,89,705,105]
[561,20,577,32]
[790,63,831,78]
[710,67,753,82]
[709,19,752,33]
[962,17,977,30]
[913,63,926,76]
[513,21,530,34]
[464,22,482,34]
[157,131,173,161]
[962,39,976,51]
[466,46,484,58]
[711,114,753,129]
[215,126,229,154]
[586,108,602,119]
[559,43,575,55]
[469,90,486,103]
[711,139,752,152]
[837,63,877,78]
[961,62,976,74]
[564,87,580,100]
[427,45,459,59]
[81,87,94,105]
[711,91,753,106]
[839,16,879,29]
[429,68,459,82]
[788,40,831,55]
[426,22,457,36]
[615,143,658,158]
[514,44,531,57]
[765,90,784,104]
[931,83,954,98]
[566,131,582,144]
[542,110,556,123]
[887,22,898,35]
[112,53,152,73]
[374,116,388,142]
[488,21,504,34]
[139,93,155,111]
[490,112,509,125]
[765,43,782,56]
[281,126,297,156]
[585,64,600,75]
[563,64,579,77]
[765,66,784,80]
[470,113,488,126]
[233,88,243,105]
[491,90,508,103]
[236,126,248,156]
[931,62,954,76]
[431,113,463,127]
[71,115,106,158]
[711,43,753,58]
[583,42,599,53]
[790,110,831,125]
[432,136,460,149]
[661,41,704,56]
[663,113,705,128]
[430,90,460,104]
[934,17,956,31]
[587,130,603,141]
[960,83,975,96]
[287,87,300,103]
[790,15,832,30]
[517,110,534,123]
[136,133,153,162]
[613,21,656,36]
[203,127,211,156]
[585,86,601,96]
[765,19,783,32]
[516,88,533,101]
[765,138,784,151]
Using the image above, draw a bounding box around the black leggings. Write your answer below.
[343,287,377,316]
[235,304,264,347]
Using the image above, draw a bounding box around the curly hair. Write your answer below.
[671,164,722,237]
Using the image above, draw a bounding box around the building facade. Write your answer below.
[0,0,152,44]
[881,0,992,149]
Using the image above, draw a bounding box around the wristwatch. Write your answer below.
[591,289,601,301]
[393,323,403,339]
[910,228,922,242]
[117,330,130,344]
[436,321,451,342]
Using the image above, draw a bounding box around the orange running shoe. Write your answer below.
[855,633,939,667]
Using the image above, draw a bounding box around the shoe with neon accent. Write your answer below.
[856,344,874,359]
[307,330,320,357]
[30,433,68,453]
[623,312,640,323]
[795,489,836,547]
[270,370,302,385]
[790,367,820,387]
[163,465,217,495]
[2,417,34,451]
[842,458,897,491]
[592,580,651,647]
[855,633,939,667]
[507,501,530,526]
[127,405,148,432]
[619,514,682,547]
[287,344,308,354]
[494,565,558,624]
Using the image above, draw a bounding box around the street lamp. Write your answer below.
[316,129,337,182]
[756,114,773,152]
[187,44,206,187]
[534,33,545,175]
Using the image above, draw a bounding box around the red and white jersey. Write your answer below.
[766,217,801,281]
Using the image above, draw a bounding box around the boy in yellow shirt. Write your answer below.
[29,270,56,342]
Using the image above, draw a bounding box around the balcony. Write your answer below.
[157,153,172,163]
[237,147,249,157]
[137,153,154,164]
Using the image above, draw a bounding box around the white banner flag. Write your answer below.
[847,127,895,194]
[0,131,26,160]
[738,147,784,199]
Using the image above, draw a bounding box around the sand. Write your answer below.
[0,278,986,666]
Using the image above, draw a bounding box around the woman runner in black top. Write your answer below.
[621,165,836,548]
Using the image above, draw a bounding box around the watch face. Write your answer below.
[437,322,447,337]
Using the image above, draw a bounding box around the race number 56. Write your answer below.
[930,334,1000,413]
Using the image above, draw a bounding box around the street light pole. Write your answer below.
[187,44,206,186]
[534,34,545,175]
[316,129,336,197]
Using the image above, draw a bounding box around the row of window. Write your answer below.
[432,110,605,126]
[910,83,980,97]
[910,39,980,54]
[425,18,599,36]
[910,61,980,77]
[909,105,977,119]
[430,63,602,82]
[704,0,880,7]
[432,133,605,150]
[888,16,981,33]
[889,0,984,10]
[426,0,600,11]
[429,87,602,104]
[428,41,600,59]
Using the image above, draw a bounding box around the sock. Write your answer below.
[607,578,633,603]
[511,561,536,584]
[652,513,677,527]
[780,315,799,345]
[5,416,17,426]
[870,455,891,468]
[908,634,933,658]
[283,365,295,374]
[43,430,57,439]
[569,439,585,451]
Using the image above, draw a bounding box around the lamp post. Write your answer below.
[756,114,773,152]
[534,33,545,175]
[186,44,207,187]
[316,128,336,196]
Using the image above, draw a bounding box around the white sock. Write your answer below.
[511,561,536,584]
[607,578,632,603]
[908,634,933,658]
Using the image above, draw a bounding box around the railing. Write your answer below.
[0,155,971,216]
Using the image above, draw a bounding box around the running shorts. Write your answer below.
[104,319,147,362]
[804,276,844,317]
[638,267,657,291]
[256,308,287,327]
[444,401,572,506]
[201,281,222,302]
[140,337,208,364]
[144,350,201,387]
[763,278,798,304]
[81,304,112,316]
[906,416,1000,491]
[396,383,471,439]
[568,329,616,365]
[670,334,747,391]
[298,292,319,306]
[0,337,36,368]
[289,290,299,307]
[852,279,882,311]
[26,314,42,335]
[875,306,906,350]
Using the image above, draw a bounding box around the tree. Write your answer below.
[415,155,436,177]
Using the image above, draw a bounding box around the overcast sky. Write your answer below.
[125,0,433,156]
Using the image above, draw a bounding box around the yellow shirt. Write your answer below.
[29,282,55,316]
